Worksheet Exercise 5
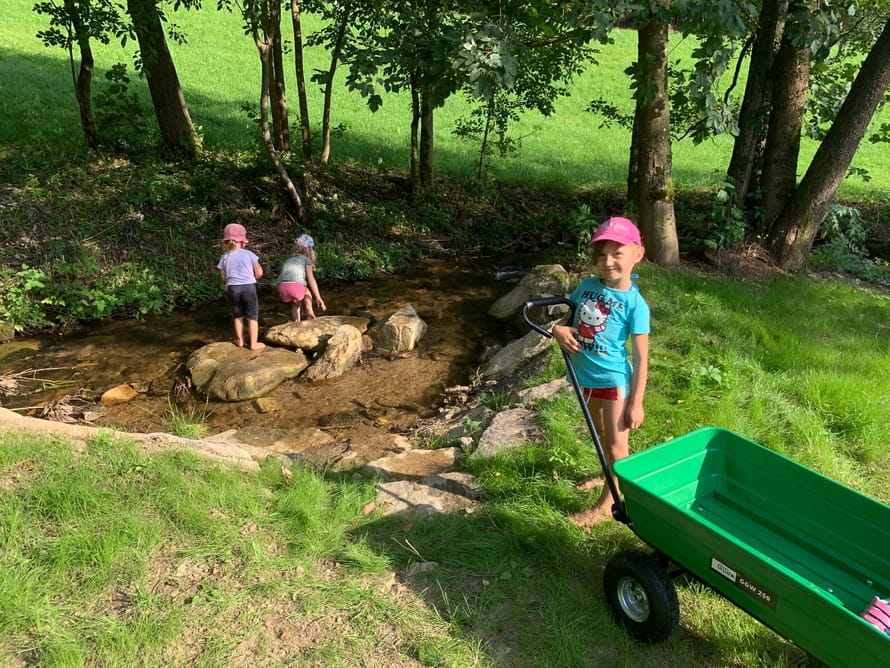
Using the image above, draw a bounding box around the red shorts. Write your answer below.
[582,386,624,401]
[278,282,307,303]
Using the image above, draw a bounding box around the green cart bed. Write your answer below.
[609,427,890,666]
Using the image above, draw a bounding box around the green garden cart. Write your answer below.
[523,298,890,667]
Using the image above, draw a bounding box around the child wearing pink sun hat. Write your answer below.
[217,222,265,350]
[552,216,649,530]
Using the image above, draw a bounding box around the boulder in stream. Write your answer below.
[368,304,427,353]
[264,315,371,353]
[187,342,309,402]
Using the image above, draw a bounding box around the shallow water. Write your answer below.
[0,256,537,445]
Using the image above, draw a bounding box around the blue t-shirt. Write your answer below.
[217,248,259,286]
[567,277,650,389]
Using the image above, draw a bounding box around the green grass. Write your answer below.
[2,265,888,666]
[3,0,889,196]
[524,262,890,502]
[162,401,212,439]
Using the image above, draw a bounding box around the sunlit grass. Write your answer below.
[3,0,888,197]
[162,401,212,439]
[1,263,888,665]
[532,262,890,505]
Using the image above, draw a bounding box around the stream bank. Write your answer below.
[0,256,551,463]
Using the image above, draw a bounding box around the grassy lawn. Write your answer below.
[2,5,889,664]
[3,0,889,197]
[2,263,888,666]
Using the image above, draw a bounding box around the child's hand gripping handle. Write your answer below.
[521,295,629,525]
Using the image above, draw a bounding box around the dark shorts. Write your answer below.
[277,282,307,303]
[227,283,259,321]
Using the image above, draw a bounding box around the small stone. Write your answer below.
[100,384,138,406]
[254,397,279,413]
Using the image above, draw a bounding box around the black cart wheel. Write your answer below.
[603,549,679,643]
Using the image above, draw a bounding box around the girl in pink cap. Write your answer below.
[276,233,326,322]
[217,222,265,350]
[552,216,650,529]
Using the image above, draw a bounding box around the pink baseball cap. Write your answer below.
[590,217,642,246]
[222,223,248,244]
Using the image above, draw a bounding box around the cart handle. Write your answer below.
[521,297,630,525]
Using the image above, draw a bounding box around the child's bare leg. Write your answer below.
[575,474,605,490]
[570,397,628,529]
[303,296,316,319]
[247,318,265,350]
[291,302,301,322]
[233,318,245,347]
[575,401,607,488]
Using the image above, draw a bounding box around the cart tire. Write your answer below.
[603,549,679,643]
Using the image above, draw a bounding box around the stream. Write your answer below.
[0,256,539,452]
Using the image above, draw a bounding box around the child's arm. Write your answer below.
[552,314,580,354]
[253,260,263,280]
[626,333,649,429]
[306,265,326,312]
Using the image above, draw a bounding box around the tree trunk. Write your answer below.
[290,0,312,159]
[768,16,890,270]
[254,35,304,220]
[635,11,679,266]
[320,4,351,164]
[419,89,435,191]
[409,73,420,190]
[269,16,291,154]
[760,1,811,231]
[726,0,787,207]
[627,105,640,204]
[477,96,495,180]
[126,0,197,157]
[68,4,98,150]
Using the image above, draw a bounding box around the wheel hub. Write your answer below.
[617,576,650,622]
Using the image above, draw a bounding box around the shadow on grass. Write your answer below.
[349,485,804,667]
[333,438,793,666]
[1,46,629,191]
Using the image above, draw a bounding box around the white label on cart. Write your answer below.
[711,557,737,583]
[711,555,778,610]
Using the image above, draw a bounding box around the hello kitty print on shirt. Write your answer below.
[576,299,612,345]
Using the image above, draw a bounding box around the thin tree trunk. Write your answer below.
[320,4,351,164]
[419,89,435,191]
[270,18,291,153]
[290,0,312,159]
[627,98,641,204]
[635,11,679,266]
[761,1,811,231]
[477,96,495,179]
[126,0,197,157]
[768,16,890,270]
[254,35,304,220]
[726,0,787,207]
[67,3,98,150]
[409,73,420,190]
